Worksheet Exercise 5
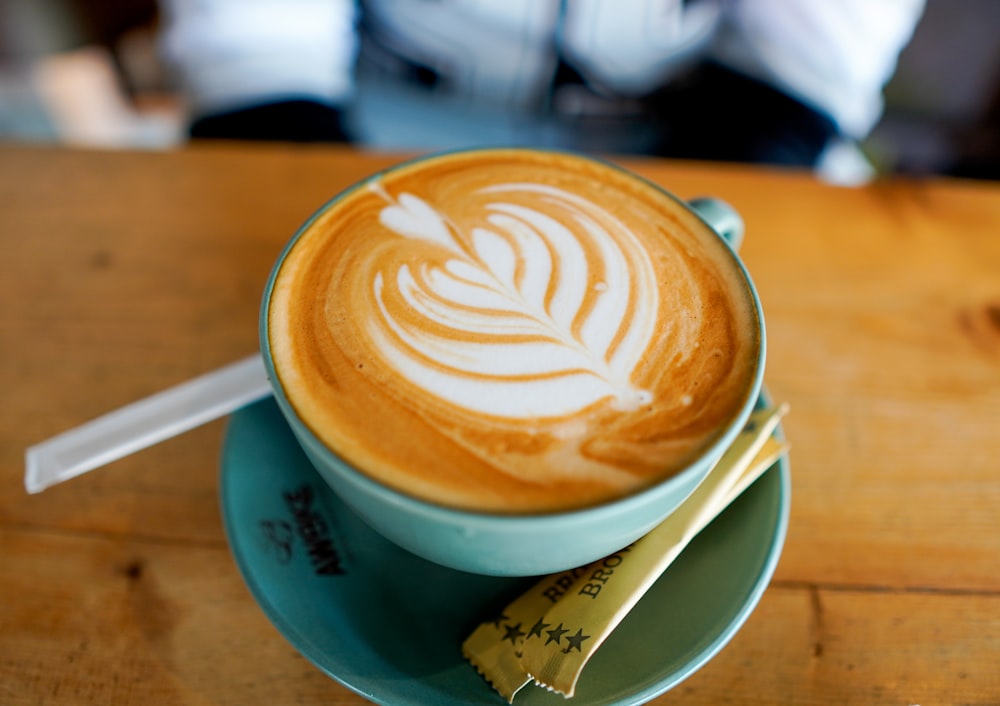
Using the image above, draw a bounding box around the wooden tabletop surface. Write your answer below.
[1,143,998,705]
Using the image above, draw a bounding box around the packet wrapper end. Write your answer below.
[461,635,530,703]
[462,404,788,701]
[521,404,788,697]
[462,567,588,702]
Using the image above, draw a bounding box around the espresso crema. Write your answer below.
[267,150,761,513]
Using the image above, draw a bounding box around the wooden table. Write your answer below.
[2,143,998,705]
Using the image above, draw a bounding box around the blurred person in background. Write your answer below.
[158,0,924,176]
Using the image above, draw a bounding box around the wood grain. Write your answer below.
[2,143,998,704]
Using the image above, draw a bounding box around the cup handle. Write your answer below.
[688,198,745,251]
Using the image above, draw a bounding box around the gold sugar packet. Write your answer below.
[463,404,789,701]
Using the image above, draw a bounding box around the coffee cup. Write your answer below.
[260,148,765,576]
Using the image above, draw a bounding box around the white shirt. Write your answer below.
[160,0,925,139]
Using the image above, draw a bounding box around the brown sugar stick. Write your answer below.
[463,404,788,701]
[519,404,788,697]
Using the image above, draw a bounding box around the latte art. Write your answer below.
[369,182,657,419]
[267,150,761,513]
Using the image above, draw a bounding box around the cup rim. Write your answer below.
[259,146,766,523]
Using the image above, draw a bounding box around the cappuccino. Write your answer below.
[267,149,760,513]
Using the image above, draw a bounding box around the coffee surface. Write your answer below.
[267,149,761,513]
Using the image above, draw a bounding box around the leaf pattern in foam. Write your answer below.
[369,184,658,419]
[379,192,456,248]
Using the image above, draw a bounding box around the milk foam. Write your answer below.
[267,150,761,513]
[370,182,656,418]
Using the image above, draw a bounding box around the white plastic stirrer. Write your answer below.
[24,354,272,494]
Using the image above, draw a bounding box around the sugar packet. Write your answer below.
[463,404,788,701]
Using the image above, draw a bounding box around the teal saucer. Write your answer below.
[220,397,790,705]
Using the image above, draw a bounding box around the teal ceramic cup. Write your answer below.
[260,149,765,577]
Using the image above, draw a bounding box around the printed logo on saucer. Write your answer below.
[259,483,347,576]
[259,520,294,564]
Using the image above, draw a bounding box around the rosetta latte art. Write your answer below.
[368,182,659,419]
[268,150,760,512]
